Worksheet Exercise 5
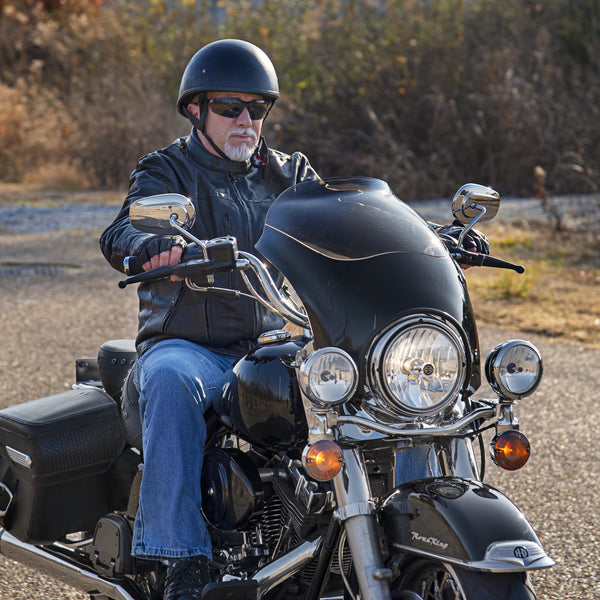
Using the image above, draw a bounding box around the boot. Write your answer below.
[163,556,211,600]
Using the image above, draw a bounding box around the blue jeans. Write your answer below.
[131,338,237,560]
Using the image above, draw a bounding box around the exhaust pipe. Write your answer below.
[1,526,324,600]
[0,527,137,600]
[253,536,322,596]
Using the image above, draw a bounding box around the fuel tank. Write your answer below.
[214,339,308,451]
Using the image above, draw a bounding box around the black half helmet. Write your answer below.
[177,39,280,115]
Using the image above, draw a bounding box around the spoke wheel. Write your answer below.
[393,558,537,600]
[398,559,465,600]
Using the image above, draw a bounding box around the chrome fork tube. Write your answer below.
[333,448,392,600]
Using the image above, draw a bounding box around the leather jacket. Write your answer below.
[100,129,320,356]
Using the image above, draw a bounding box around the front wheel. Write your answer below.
[392,558,536,600]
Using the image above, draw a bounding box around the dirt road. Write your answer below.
[0,223,598,599]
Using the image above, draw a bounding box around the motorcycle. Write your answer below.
[0,177,554,600]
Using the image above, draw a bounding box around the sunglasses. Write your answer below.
[207,97,271,120]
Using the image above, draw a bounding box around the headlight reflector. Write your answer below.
[298,348,358,406]
[370,317,466,416]
[485,340,543,399]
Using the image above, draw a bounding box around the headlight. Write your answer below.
[298,348,358,406]
[485,340,543,399]
[369,317,466,416]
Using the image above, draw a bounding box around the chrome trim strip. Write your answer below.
[6,446,32,469]
[391,540,555,573]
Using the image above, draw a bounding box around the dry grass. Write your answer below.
[467,221,600,349]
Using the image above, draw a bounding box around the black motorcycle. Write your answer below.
[0,178,553,600]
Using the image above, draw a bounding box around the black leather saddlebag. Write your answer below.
[0,387,125,544]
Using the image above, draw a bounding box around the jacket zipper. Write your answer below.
[228,173,251,249]
[223,213,232,235]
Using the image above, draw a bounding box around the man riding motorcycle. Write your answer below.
[99,38,320,600]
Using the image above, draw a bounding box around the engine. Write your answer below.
[201,446,335,579]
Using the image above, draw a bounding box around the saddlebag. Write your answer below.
[0,387,125,544]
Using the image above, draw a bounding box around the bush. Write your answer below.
[1,0,599,202]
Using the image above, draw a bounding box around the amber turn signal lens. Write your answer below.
[303,440,344,481]
[490,430,531,470]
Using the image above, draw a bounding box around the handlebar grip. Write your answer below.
[124,255,144,276]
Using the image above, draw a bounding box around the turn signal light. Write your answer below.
[490,430,530,470]
[303,440,344,481]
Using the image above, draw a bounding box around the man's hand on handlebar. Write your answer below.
[134,235,187,281]
[144,246,184,281]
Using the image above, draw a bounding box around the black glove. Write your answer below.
[436,223,490,255]
[133,235,188,265]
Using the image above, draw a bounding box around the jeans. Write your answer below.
[131,338,237,560]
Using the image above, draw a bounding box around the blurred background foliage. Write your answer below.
[0,0,599,201]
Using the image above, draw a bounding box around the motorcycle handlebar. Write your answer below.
[119,239,238,288]
[123,242,208,277]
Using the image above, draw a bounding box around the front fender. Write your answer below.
[379,477,554,572]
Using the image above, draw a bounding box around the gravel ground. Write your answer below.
[0,207,598,599]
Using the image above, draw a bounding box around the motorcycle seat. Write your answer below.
[97,339,138,403]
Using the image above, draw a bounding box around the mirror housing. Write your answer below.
[451,183,500,225]
[130,193,196,234]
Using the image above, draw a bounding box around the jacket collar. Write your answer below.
[185,127,252,174]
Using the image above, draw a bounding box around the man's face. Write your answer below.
[188,91,265,161]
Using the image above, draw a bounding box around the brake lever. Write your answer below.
[451,248,525,273]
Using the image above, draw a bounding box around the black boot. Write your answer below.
[163,556,211,600]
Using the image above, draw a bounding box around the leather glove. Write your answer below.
[436,223,490,255]
[133,235,188,264]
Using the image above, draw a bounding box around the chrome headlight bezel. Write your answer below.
[298,347,359,406]
[485,340,543,400]
[368,315,467,417]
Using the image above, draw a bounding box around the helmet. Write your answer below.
[177,39,279,115]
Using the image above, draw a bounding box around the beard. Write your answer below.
[224,127,258,161]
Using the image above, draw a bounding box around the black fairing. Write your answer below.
[214,340,307,450]
[255,177,480,390]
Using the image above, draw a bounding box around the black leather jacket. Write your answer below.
[100,129,320,356]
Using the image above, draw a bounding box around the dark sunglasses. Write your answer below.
[207,97,271,120]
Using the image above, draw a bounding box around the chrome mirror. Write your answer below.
[130,193,196,234]
[451,183,500,225]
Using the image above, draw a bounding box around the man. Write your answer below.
[100,39,320,600]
